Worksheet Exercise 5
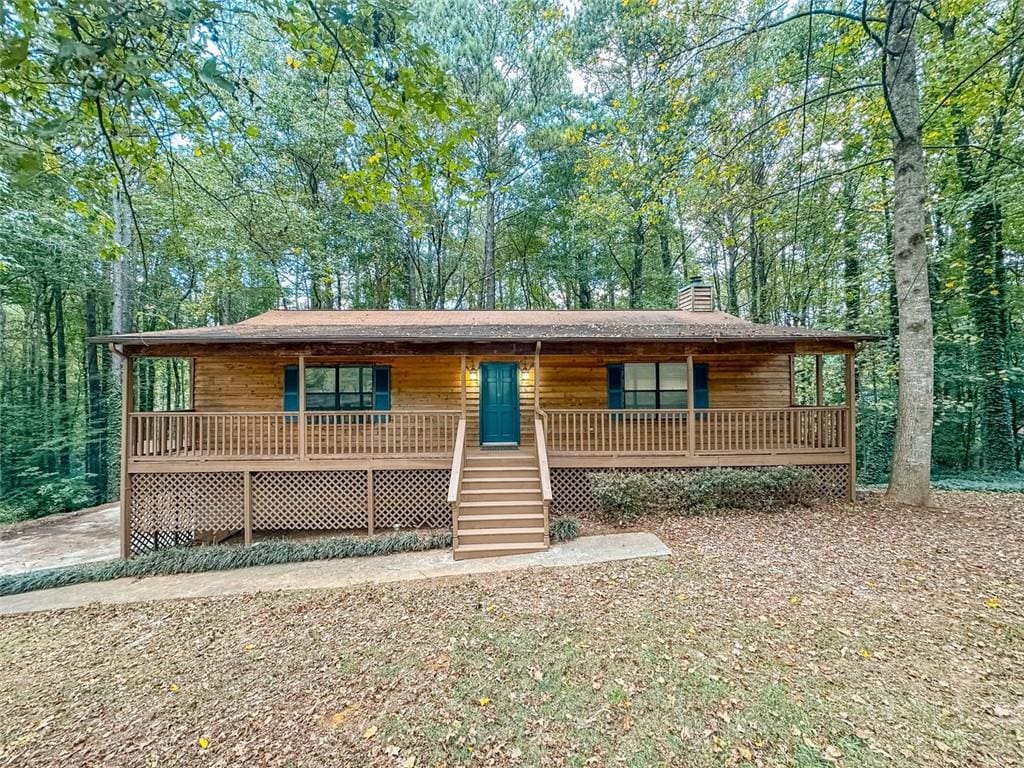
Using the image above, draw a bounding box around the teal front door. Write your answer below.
[480,362,520,445]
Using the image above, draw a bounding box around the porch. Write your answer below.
[126,404,851,465]
[116,341,860,559]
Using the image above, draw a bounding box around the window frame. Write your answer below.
[622,362,689,410]
[304,364,376,412]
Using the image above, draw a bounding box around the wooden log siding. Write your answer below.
[144,349,842,460]
[192,353,539,449]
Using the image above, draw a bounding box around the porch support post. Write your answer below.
[815,354,824,406]
[460,355,467,416]
[298,355,306,461]
[533,341,541,412]
[789,354,796,405]
[846,350,857,502]
[686,354,695,456]
[119,350,133,559]
[243,470,252,547]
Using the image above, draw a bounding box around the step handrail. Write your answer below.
[535,417,553,544]
[448,419,467,541]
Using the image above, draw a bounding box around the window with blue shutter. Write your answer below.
[607,362,704,409]
[283,365,391,414]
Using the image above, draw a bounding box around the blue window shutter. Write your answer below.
[607,364,624,409]
[283,365,299,411]
[373,366,391,411]
[693,363,709,408]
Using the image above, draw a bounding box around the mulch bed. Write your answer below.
[0,490,1021,767]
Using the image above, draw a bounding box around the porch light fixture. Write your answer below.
[519,361,531,380]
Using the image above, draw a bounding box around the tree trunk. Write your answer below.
[842,181,861,331]
[884,0,934,507]
[110,187,131,386]
[42,286,57,473]
[53,284,70,476]
[749,212,764,323]
[482,187,497,309]
[748,156,767,323]
[84,289,107,501]
[629,214,644,308]
[725,243,740,316]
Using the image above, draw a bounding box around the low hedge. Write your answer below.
[590,466,819,524]
[1,518,583,597]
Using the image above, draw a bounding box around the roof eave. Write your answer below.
[92,332,882,346]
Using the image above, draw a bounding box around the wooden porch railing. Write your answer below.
[306,410,460,457]
[540,406,848,456]
[129,410,461,460]
[130,412,298,459]
[541,409,692,455]
[693,407,848,454]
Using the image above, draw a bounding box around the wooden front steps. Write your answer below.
[453,448,549,560]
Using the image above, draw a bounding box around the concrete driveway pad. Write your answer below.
[0,505,119,576]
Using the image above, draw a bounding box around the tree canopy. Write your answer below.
[1,0,1021,518]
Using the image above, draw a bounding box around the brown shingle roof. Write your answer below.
[92,309,880,346]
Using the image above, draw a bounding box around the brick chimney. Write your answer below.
[677,276,714,312]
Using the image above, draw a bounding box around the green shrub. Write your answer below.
[589,472,658,524]
[0,470,96,523]
[590,467,820,522]
[549,516,582,542]
[0,530,453,597]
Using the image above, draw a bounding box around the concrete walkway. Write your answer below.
[0,532,670,616]
[0,505,119,576]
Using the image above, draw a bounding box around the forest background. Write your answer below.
[1,0,1021,521]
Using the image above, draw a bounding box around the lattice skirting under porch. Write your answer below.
[128,468,450,555]
[373,469,450,529]
[550,463,851,517]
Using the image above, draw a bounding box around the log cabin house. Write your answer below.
[96,281,877,560]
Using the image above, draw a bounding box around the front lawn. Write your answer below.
[1,490,1021,767]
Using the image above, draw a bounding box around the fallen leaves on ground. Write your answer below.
[0,490,1022,767]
